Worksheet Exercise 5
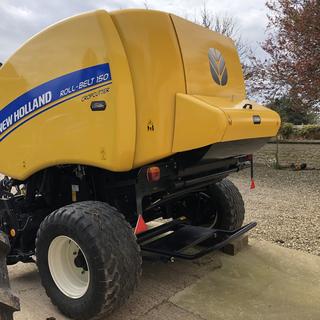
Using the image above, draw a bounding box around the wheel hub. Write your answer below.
[48,236,90,299]
[74,250,88,271]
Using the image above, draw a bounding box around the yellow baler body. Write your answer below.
[0,9,280,180]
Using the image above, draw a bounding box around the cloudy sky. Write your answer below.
[0,0,269,62]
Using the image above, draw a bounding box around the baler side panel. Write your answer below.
[170,14,280,154]
[111,10,186,168]
[0,10,136,180]
[170,14,246,99]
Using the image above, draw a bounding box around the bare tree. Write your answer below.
[200,2,214,29]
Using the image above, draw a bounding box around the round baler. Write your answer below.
[0,9,280,320]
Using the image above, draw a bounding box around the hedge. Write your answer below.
[279,123,320,140]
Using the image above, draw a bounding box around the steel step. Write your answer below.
[138,220,256,260]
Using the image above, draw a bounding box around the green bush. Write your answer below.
[279,123,320,140]
[279,122,294,139]
[299,125,320,140]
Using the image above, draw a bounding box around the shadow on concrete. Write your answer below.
[8,239,320,320]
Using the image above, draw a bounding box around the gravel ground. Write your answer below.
[230,165,320,256]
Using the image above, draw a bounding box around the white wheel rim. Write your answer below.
[48,236,90,299]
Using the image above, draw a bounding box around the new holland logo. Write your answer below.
[208,48,228,86]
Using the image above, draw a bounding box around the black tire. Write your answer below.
[35,201,142,320]
[181,179,245,230]
[209,178,245,230]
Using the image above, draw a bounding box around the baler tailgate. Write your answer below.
[138,220,256,260]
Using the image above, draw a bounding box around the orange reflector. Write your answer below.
[10,229,16,237]
[147,166,160,182]
[250,178,256,190]
[134,215,148,235]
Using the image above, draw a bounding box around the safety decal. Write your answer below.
[0,63,112,139]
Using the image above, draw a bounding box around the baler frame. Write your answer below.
[0,153,252,265]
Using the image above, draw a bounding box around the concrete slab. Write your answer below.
[8,239,320,320]
[9,253,222,320]
[171,239,320,320]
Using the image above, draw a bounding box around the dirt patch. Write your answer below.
[230,166,320,256]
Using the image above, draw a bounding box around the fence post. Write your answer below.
[0,232,20,320]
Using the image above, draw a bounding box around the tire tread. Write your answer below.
[36,201,141,320]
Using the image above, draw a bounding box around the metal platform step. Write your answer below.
[137,219,256,260]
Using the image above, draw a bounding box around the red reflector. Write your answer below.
[134,215,148,235]
[147,166,160,182]
[250,178,256,190]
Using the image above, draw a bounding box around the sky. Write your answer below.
[0,0,270,63]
